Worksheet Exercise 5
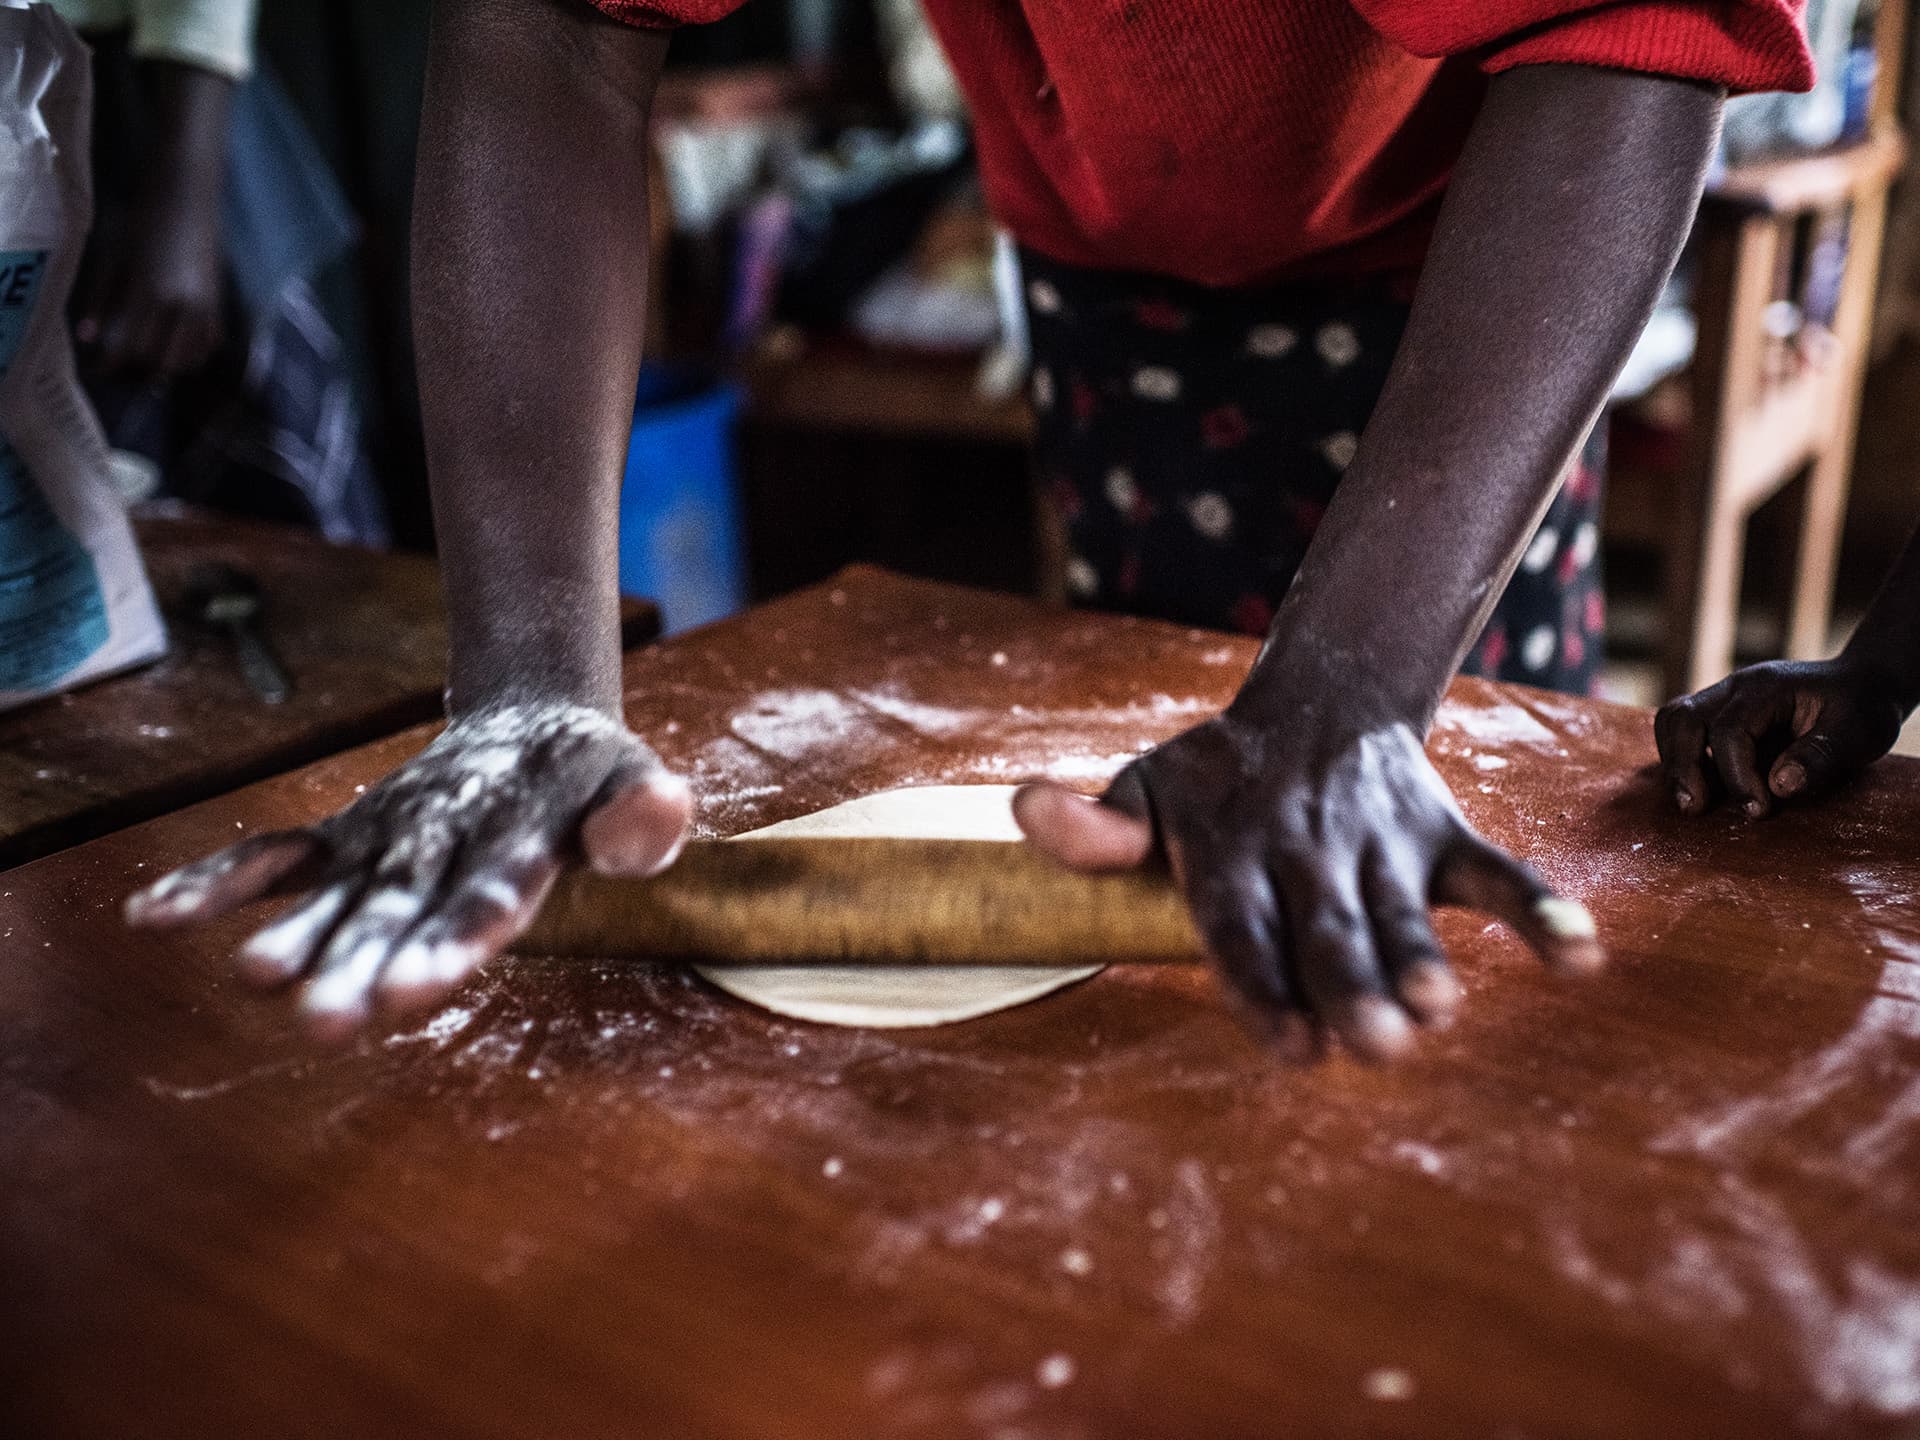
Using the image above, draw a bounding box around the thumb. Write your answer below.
[1769,727,1855,801]
[579,764,693,877]
[1013,778,1153,872]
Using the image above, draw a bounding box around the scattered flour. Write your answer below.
[1035,1354,1075,1389]
[1362,1368,1415,1402]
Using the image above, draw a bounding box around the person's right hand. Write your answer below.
[124,703,693,1039]
[1654,658,1909,818]
[76,186,226,380]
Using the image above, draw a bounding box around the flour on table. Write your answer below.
[693,785,1102,1028]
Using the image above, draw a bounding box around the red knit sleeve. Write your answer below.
[584,0,752,27]
[1352,1,1814,95]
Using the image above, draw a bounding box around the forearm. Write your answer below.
[1841,521,1920,711]
[1235,66,1721,731]
[138,59,233,214]
[413,0,668,716]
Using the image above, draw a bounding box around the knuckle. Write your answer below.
[1299,904,1366,957]
[1377,902,1437,948]
[1203,926,1272,979]
[1798,729,1839,760]
[1188,883,1264,940]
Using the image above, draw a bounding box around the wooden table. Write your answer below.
[0,512,658,869]
[4,569,1918,1439]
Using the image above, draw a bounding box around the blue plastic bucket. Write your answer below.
[618,367,746,634]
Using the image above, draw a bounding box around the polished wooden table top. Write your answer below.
[0,512,657,869]
[4,569,1918,1439]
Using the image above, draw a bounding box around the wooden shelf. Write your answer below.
[742,335,1034,444]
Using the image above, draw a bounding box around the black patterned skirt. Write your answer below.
[1022,250,1605,695]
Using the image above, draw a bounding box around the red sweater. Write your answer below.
[592,1,1812,287]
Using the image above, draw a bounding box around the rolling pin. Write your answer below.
[518,836,1206,965]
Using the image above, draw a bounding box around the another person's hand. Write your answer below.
[125,704,693,1039]
[75,57,235,379]
[1655,658,1909,818]
[1014,708,1603,1062]
[76,190,225,379]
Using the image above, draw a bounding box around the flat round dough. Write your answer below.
[694,785,1102,1027]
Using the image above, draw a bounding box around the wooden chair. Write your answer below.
[1609,126,1906,698]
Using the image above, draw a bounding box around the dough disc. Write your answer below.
[694,785,1102,1027]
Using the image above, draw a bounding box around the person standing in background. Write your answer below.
[55,0,388,543]
[55,0,256,380]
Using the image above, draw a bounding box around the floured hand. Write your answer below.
[1015,711,1604,1063]
[125,702,692,1040]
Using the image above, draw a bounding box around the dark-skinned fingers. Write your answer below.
[1182,862,1315,1062]
[1434,832,1604,976]
[158,308,210,378]
[1278,860,1412,1063]
[300,895,418,1041]
[236,878,363,988]
[98,311,138,374]
[299,831,463,1035]
[579,759,693,877]
[1771,722,1875,801]
[1013,778,1154,873]
[120,302,169,377]
[181,306,223,373]
[74,257,123,352]
[1653,695,1713,814]
[1099,763,1153,825]
[1299,922,1413,1063]
[1360,847,1459,1027]
[125,829,327,928]
[1706,711,1772,818]
[377,842,562,1013]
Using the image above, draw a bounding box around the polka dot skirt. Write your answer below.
[1023,250,1606,696]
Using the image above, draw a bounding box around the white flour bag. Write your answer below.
[0,0,164,711]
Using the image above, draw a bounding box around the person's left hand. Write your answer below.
[76,191,224,379]
[1654,657,1908,818]
[1015,708,1604,1061]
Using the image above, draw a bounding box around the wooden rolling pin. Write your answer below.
[518,836,1205,965]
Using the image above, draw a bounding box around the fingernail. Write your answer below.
[1344,996,1416,1063]
[643,827,688,879]
[1744,798,1766,819]
[382,940,435,992]
[1673,783,1694,810]
[1535,897,1605,976]
[1774,762,1805,796]
[1398,961,1462,1022]
[1534,897,1597,941]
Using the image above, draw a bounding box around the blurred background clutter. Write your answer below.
[16,0,1920,692]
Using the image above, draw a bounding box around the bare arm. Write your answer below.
[1022,67,1722,1059]
[417,0,665,716]
[128,0,692,1034]
[1254,65,1719,725]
